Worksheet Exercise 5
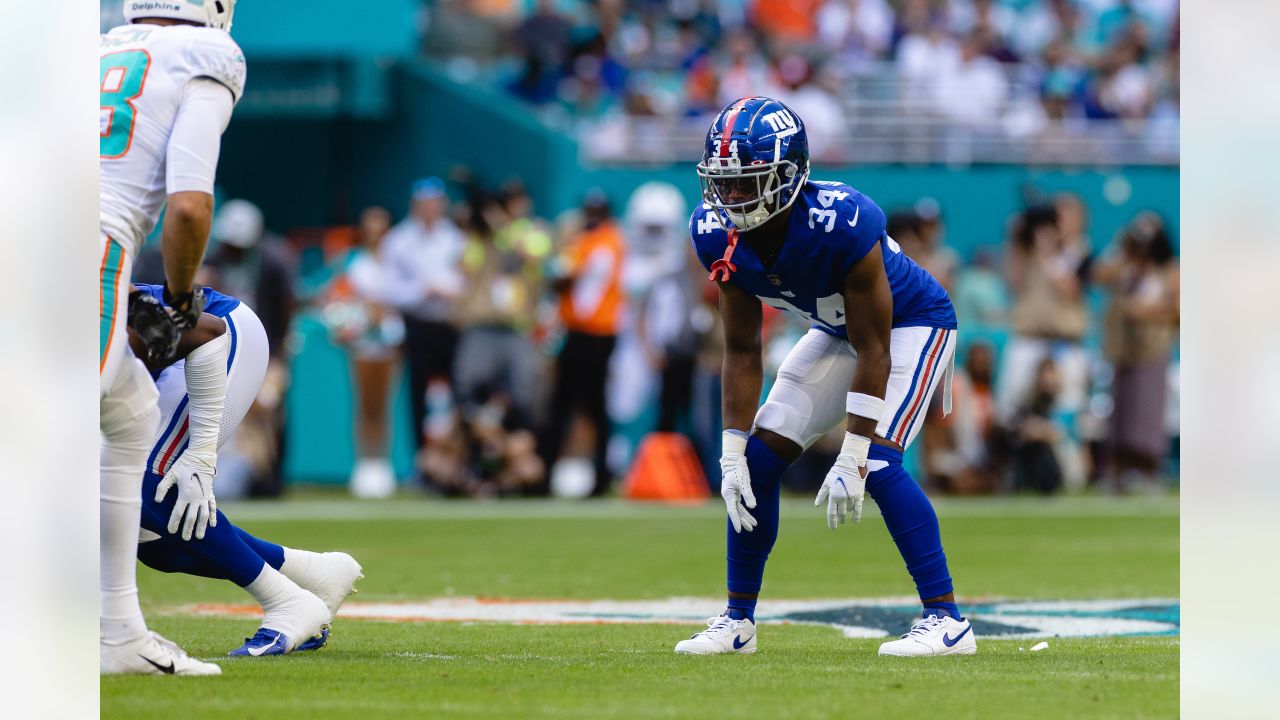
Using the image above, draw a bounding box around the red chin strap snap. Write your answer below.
[708,228,740,282]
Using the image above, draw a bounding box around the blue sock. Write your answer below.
[235,527,285,570]
[864,445,960,617]
[136,537,205,576]
[923,602,961,619]
[724,436,788,622]
[137,471,267,587]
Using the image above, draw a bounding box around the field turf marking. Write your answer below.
[181,596,1178,639]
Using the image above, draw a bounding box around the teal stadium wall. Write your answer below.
[204,7,1180,483]
[228,0,420,57]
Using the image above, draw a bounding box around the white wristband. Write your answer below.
[722,429,748,457]
[846,392,885,422]
[840,432,872,461]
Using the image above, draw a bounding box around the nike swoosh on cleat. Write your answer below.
[847,206,860,227]
[732,634,754,650]
[247,635,282,656]
[942,625,972,647]
[140,655,175,674]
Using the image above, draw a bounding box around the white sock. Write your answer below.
[280,547,320,586]
[244,565,307,630]
[99,398,159,646]
[100,487,147,645]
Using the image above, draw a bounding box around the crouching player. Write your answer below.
[128,284,363,656]
[675,97,975,657]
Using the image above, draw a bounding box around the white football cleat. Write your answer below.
[102,631,222,676]
[260,586,332,654]
[286,551,364,616]
[674,615,757,655]
[878,612,977,657]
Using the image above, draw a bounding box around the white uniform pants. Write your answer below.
[146,302,269,478]
[754,326,957,450]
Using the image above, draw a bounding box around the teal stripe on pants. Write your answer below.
[99,239,124,370]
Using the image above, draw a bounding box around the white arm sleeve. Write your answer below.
[183,327,230,456]
[166,78,235,195]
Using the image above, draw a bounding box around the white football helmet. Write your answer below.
[625,181,688,256]
[124,0,237,32]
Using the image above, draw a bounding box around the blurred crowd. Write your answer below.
[137,171,1178,500]
[423,0,1180,158]
[900,196,1180,496]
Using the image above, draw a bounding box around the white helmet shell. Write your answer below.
[625,182,688,229]
[124,0,237,32]
[625,181,688,258]
[213,199,264,249]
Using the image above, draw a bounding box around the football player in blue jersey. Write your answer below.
[674,97,976,657]
[127,284,363,656]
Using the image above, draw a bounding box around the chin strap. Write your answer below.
[708,229,740,282]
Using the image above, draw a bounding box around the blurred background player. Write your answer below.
[130,284,362,656]
[625,182,698,439]
[99,0,243,676]
[677,97,974,658]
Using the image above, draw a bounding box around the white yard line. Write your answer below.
[177,596,1180,639]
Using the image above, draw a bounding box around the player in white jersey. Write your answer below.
[99,0,243,676]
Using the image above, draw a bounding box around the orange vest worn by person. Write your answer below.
[558,221,624,336]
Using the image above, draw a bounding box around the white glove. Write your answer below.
[814,433,871,530]
[155,450,218,541]
[720,430,757,533]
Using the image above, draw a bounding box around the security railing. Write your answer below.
[579,62,1179,167]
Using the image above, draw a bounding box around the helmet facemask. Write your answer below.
[207,0,235,31]
[697,156,805,232]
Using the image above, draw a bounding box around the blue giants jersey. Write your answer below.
[690,180,956,335]
[134,283,240,319]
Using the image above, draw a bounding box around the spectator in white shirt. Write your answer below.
[1095,39,1153,119]
[896,18,961,105]
[816,0,894,62]
[931,31,1009,129]
[381,177,466,468]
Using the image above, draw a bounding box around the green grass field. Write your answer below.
[103,495,1179,719]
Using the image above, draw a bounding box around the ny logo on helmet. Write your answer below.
[761,109,799,137]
